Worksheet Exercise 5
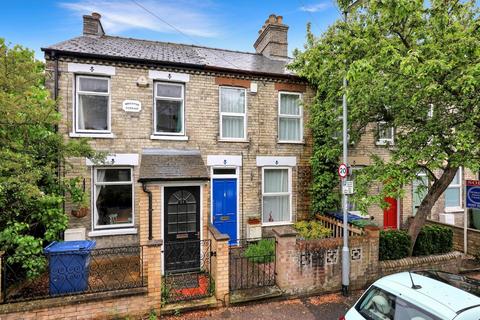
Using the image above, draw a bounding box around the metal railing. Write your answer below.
[1,245,145,303]
[229,238,276,291]
[162,239,213,303]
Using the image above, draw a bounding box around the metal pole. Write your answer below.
[341,9,350,297]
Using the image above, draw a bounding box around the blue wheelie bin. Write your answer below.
[44,240,96,295]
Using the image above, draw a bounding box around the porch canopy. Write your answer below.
[138,148,209,182]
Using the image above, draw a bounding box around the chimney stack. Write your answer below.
[83,12,105,36]
[253,14,289,59]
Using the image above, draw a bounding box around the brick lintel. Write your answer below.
[275,82,306,92]
[215,77,251,88]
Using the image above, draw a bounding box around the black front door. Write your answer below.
[164,186,201,273]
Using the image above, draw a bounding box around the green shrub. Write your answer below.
[294,220,332,240]
[413,225,453,256]
[244,239,275,263]
[379,229,411,261]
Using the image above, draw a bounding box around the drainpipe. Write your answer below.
[142,183,153,240]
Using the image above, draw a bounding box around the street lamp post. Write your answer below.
[341,0,363,297]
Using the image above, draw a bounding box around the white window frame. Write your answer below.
[261,167,292,226]
[412,171,429,216]
[219,86,247,141]
[278,91,303,143]
[376,121,395,145]
[92,167,135,230]
[445,167,463,212]
[74,75,111,134]
[153,81,185,136]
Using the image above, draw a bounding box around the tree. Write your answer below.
[0,39,98,277]
[291,0,480,253]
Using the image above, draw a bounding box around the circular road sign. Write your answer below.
[338,163,348,178]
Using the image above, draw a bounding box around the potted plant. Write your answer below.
[247,217,261,225]
[68,178,89,218]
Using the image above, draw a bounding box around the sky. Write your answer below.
[1,0,342,60]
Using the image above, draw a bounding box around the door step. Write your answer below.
[230,286,283,304]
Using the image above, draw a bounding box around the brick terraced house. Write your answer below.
[42,13,314,272]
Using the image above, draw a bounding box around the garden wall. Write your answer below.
[273,226,462,296]
[427,219,480,256]
[0,241,162,320]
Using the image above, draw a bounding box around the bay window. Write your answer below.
[154,82,185,135]
[262,168,291,225]
[219,87,246,140]
[278,92,303,142]
[75,76,110,133]
[93,168,134,229]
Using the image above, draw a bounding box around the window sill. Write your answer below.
[88,228,137,237]
[218,138,249,143]
[375,140,394,146]
[70,132,116,139]
[261,222,293,227]
[277,140,304,145]
[444,207,464,213]
[150,135,189,141]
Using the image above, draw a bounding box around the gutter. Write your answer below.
[141,183,153,241]
[41,48,302,81]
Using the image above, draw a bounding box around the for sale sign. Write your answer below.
[466,180,480,209]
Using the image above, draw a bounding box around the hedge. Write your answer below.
[379,225,453,261]
[413,225,453,256]
[379,229,411,261]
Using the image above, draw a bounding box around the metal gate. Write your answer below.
[229,238,276,291]
[162,239,213,303]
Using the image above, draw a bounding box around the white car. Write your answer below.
[342,272,480,320]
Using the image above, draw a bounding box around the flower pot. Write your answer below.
[71,207,88,218]
[248,217,261,225]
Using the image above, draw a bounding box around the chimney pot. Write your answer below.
[83,12,105,36]
[253,14,289,59]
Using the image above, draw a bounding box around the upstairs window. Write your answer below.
[278,92,303,142]
[154,82,185,135]
[75,76,110,133]
[219,87,246,140]
[262,168,292,225]
[376,121,394,145]
[445,168,462,210]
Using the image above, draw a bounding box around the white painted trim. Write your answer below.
[278,91,303,143]
[261,167,293,225]
[74,75,112,134]
[153,81,185,136]
[160,183,204,275]
[210,166,240,244]
[150,135,189,141]
[207,155,242,167]
[69,132,116,139]
[445,167,463,210]
[91,167,135,231]
[68,63,116,76]
[375,121,395,146]
[219,86,247,141]
[256,156,297,167]
[148,70,190,82]
[88,228,137,237]
[86,154,139,166]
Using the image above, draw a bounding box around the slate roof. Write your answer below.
[138,149,209,182]
[42,35,295,77]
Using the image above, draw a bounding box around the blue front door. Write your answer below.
[212,179,237,245]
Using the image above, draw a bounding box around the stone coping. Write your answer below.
[208,223,230,241]
[380,251,463,269]
[272,226,298,237]
[146,239,163,247]
[0,287,147,314]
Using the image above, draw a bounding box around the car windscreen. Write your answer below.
[355,285,443,320]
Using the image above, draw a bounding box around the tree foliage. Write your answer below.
[0,39,97,277]
[291,0,480,251]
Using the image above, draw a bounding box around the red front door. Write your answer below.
[383,197,398,229]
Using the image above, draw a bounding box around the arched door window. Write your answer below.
[167,190,197,234]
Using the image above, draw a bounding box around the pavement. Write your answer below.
[160,291,363,320]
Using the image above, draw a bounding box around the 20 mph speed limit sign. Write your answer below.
[338,163,348,178]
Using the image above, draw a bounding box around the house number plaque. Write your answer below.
[122,100,142,112]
